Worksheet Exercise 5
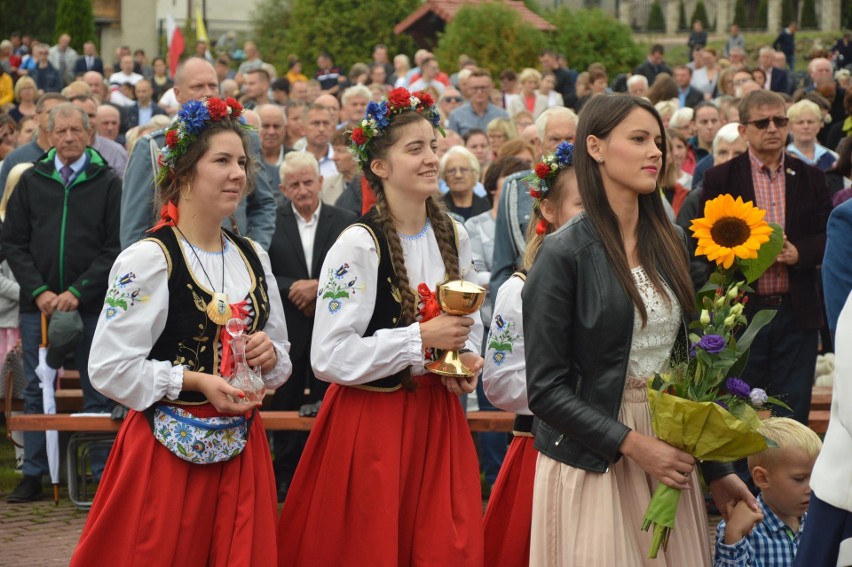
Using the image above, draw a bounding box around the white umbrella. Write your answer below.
[36,313,59,505]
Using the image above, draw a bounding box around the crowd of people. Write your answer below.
[2,22,852,566]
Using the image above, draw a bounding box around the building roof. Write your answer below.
[395,0,556,35]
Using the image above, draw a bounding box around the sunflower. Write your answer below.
[690,195,774,269]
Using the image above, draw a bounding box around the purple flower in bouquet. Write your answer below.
[714,399,729,410]
[725,377,751,398]
[698,334,726,354]
[689,343,697,358]
[749,388,768,407]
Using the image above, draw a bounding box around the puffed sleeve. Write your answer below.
[88,240,183,411]
[311,226,426,385]
[483,275,530,414]
[252,241,292,389]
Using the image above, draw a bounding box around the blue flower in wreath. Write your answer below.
[328,299,342,314]
[175,423,193,442]
[365,101,389,128]
[492,351,506,366]
[177,100,211,135]
[105,307,118,321]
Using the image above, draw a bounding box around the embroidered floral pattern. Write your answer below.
[153,405,248,464]
[487,314,520,367]
[103,272,149,320]
[319,263,364,314]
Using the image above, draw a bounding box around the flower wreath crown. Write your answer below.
[526,141,574,200]
[349,87,445,171]
[156,97,246,185]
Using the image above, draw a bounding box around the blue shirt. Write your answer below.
[447,102,508,137]
[715,494,806,566]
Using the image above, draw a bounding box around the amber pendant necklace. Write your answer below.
[174,226,230,325]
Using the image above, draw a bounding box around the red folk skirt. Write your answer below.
[482,432,538,567]
[277,375,485,567]
[70,404,278,567]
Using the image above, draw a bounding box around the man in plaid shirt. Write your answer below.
[702,90,832,425]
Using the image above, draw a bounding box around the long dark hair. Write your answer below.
[574,95,693,324]
[362,111,460,388]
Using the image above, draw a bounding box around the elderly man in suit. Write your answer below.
[702,89,832,425]
[72,41,104,77]
[267,151,356,502]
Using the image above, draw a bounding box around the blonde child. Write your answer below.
[715,417,823,566]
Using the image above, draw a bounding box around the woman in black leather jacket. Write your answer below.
[523,95,755,565]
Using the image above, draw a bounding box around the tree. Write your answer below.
[434,3,546,77]
[0,0,58,44]
[678,0,688,30]
[781,0,795,26]
[800,0,817,28]
[54,0,96,51]
[259,0,419,77]
[548,8,644,75]
[756,0,769,29]
[647,1,666,31]
[251,0,292,70]
[691,0,709,26]
[733,0,747,27]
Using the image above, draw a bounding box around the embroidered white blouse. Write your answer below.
[482,274,530,415]
[311,218,483,385]
[89,236,292,411]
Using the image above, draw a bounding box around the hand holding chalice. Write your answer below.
[425,279,486,378]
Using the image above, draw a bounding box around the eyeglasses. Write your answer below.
[745,116,789,129]
[442,96,463,103]
[445,167,472,176]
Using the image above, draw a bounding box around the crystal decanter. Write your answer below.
[226,318,265,404]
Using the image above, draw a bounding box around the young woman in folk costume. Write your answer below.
[523,95,753,566]
[71,97,292,566]
[481,141,582,567]
[277,88,486,566]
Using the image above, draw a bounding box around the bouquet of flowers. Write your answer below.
[641,194,790,557]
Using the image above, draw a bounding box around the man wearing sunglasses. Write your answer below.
[702,89,832,427]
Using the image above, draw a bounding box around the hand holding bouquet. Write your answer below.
[641,195,790,558]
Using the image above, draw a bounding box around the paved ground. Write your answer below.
[0,498,87,566]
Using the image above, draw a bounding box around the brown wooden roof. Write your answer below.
[395,0,556,35]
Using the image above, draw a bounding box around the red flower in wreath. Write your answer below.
[529,189,542,199]
[157,153,165,167]
[351,127,367,145]
[165,129,179,149]
[207,97,228,120]
[225,97,243,116]
[388,88,412,109]
[535,162,551,179]
[417,92,434,107]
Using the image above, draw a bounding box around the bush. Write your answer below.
[647,1,666,31]
[679,0,688,30]
[733,0,747,27]
[756,0,769,28]
[257,0,419,76]
[435,3,546,78]
[548,8,644,75]
[54,0,96,51]
[691,0,709,27]
[800,0,818,29]
[781,0,796,26]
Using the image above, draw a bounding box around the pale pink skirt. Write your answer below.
[529,377,710,566]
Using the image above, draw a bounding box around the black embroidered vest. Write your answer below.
[352,209,458,389]
[145,227,270,403]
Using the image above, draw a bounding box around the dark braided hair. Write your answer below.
[362,110,460,388]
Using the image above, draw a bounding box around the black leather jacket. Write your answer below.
[523,213,732,481]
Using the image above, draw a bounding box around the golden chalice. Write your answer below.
[425,279,486,378]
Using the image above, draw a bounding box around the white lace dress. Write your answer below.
[530,266,711,567]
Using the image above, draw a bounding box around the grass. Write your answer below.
[0,425,21,493]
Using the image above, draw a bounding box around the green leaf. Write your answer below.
[488,341,513,352]
[738,224,784,283]
[765,395,792,411]
[332,290,350,299]
[733,309,777,354]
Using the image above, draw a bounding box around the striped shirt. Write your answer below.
[714,494,805,566]
[749,150,789,295]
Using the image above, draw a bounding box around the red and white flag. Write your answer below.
[166,14,185,77]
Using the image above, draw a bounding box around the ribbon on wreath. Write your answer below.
[417,283,442,323]
[147,201,180,233]
[219,300,249,377]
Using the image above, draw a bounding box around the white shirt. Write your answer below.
[311,219,482,385]
[158,88,179,112]
[109,70,144,86]
[293,201,322,274]
[482,275,530,415]
[89,235,292,411]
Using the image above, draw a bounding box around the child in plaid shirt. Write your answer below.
[715,417,823,566]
